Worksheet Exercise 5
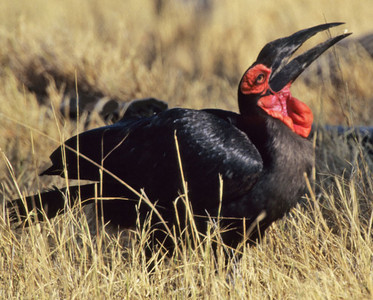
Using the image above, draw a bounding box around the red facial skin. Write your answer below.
[240,64,313,138]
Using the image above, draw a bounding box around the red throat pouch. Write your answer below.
[257,86,313,138]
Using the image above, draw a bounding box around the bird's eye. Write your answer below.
[255,73,265,84]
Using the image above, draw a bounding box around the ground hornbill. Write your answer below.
[9,23,350,249]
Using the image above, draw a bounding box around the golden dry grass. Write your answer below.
[0,0,372,299]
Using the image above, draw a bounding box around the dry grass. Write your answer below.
[0,0,372,299]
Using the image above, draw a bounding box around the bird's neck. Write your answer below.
[237,114,272,164]
[238,113,301,169]
[238,88,313,138]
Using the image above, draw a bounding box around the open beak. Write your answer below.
[255,23,351,92]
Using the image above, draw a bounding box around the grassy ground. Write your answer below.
[0,0,372,298]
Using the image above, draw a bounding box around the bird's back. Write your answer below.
[42,108,264,229]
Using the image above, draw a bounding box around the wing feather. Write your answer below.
[42,108,263,215]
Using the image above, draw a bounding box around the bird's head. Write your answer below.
[238,23,351,138]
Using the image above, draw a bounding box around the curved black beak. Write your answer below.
[255,23,352,92]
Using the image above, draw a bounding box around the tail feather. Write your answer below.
[8,184,99,224]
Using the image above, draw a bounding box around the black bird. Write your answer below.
[10,23,350,248]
